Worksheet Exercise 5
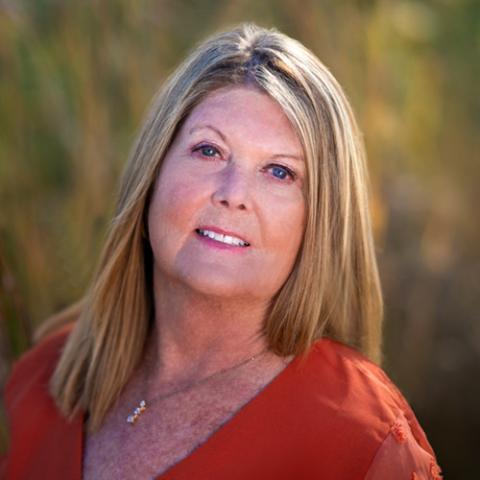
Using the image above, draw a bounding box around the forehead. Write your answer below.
[180,86,304,157]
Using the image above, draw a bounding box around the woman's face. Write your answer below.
[147,85,306,302]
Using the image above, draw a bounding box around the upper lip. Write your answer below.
[195,225,251,245]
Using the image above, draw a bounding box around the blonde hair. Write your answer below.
[49,22,383,432]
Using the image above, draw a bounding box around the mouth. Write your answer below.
[195,228,250,247]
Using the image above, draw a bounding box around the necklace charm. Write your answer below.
[125,349,267,428]
[126,400,147,425]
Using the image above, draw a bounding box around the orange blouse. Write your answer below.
[1,326,443,479]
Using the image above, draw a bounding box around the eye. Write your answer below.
[192,144,221,158]
[267,164,296,181]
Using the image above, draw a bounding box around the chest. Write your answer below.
[82,363,286,480]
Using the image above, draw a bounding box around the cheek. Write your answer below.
[147,176,202,272]
[262,194,306,267]
[148,174,202,234]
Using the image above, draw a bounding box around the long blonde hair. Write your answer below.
[49,22,383,432]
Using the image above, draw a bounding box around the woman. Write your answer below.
[2,23,442,479]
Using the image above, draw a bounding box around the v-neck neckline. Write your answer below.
[79,346,307,479]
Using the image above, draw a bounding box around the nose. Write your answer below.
[211,163,252,211]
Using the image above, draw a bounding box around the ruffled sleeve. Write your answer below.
[364,412,443,480]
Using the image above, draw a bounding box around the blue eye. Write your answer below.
[269,164,294,181]
[194,144,220,158]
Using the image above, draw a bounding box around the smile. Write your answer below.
[195,229,250,247]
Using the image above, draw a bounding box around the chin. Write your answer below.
[180,271,253,299]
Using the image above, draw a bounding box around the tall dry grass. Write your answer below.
[1,1,479,476]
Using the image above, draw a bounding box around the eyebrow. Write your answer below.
[189,124,226,142]
[188,124,304,163]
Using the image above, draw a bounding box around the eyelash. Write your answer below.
[268,164,296,181]
[192,144,222,158]
[191,143,296,182]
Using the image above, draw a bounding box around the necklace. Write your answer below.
[126,349,267,425]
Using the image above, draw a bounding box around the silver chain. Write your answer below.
[126,348,268,425]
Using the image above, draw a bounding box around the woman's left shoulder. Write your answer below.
[301,337,443,478]
[309,338,421,418]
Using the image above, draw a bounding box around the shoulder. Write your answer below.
[306,338,418,418]
[3,323,74,425]
[2,323,83,479]
[296,338,413,418]
[291,337,443,478]
[4,323,74,411]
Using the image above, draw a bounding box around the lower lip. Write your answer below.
[194,231,250,252]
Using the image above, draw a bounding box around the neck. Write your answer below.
[145,273,271,388]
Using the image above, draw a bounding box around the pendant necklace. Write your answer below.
[126,348,267,425]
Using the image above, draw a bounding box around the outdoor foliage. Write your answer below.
[1,1,478,477]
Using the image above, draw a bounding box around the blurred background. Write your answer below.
[0,0,478,477]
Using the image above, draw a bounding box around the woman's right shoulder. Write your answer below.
[4,323,74,408]
[2,323,84,480]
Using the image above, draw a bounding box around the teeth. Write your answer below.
[197,229,249,247]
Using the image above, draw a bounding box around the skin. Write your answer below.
[146,84,306,384]
[83,85,307,478]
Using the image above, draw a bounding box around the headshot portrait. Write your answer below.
[3,3,476,478]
